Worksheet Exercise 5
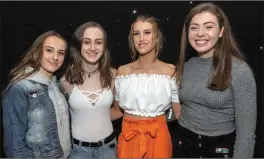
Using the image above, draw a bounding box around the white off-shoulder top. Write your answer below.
[114,73,179,117]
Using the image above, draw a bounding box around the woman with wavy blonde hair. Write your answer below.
[111,14,181,158]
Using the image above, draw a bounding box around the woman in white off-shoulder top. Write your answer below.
[111,14,181,158]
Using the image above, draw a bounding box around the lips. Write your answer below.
[48,61,59,67]
[195,39,208,46]
[138,43,147,47]
[86,52,98,57]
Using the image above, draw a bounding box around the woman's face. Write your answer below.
[132,21,156,56]
[39,36,66,78]
[188,12,224,58]
[81,27,104,64]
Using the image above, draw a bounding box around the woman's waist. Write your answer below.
[121,114,168,136]
[72,119,113,129]
[71,110,111,121]
[72,125,114,142]
[123,112,165,119]
[179,110,235,136]
[123,113,167,125]
[120,104,170,117]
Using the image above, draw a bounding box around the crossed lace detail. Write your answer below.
[79,89,103,107]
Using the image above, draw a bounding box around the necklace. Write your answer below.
[84,67,99,78]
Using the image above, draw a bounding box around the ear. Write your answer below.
[219,26,224,38]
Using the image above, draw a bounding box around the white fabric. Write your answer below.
[69,85,114,142]
[115,73,179,117]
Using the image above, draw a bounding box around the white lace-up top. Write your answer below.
[114,73,179,117]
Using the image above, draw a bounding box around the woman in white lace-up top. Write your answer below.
[111,15,181,158]
[60,22,117,158]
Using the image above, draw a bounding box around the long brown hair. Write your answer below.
[128,14,164,61]
[8,30,67,85]
[63,21,113,89]
[175,2,245,91]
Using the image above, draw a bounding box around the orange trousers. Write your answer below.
[117,115,172,158]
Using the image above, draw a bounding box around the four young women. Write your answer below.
[2,2,257,158]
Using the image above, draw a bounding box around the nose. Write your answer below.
[139,33,144,41]
[197,28,205,37]
[53,52,58,61]
[90,42,96,51]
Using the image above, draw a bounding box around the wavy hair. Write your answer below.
[63,21,113,89]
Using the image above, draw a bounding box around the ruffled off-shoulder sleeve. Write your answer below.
[114,77,120,101]
[170,78,179,103]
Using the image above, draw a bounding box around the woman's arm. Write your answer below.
[2,84,34,157]
[232,63,257,158]
[111,100,124,121]
[171,102,181,119]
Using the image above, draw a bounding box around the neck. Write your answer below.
[38,67,52,79]
[137,51,157,67]
[198,49,214,58]
[82,60,99,72]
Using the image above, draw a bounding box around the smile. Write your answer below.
[138,43,147,47]
[195,40,208,45]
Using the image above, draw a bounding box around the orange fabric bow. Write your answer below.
[123,124,158,158]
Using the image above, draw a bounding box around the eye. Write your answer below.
[144,31,151,34]
[206,26,213,29]
[96,41,103,45]
[83,41,90,45]
[133,32,140,36]
[58,52,65,56]
[46,48,53,53]
[189,27,198,30]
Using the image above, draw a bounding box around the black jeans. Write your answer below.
[172,124,236,158]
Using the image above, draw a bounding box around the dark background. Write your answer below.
[1,1,263,158]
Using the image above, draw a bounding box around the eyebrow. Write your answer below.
[44,46,54,49]
[44,46,65,52]
[83,38,103,41]
[133,29,152,32]
[190,21,216,26]
[144,29,152,32]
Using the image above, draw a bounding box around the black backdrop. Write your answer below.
[1,1,263,157]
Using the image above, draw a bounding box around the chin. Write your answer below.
[46,67,59,74]
[84,57,99,63]
[87,60,100,64]
[138,51,150,56]
[194,47,210,53]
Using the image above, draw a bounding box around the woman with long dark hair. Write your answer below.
[174,2,257,158]
[61,21,116,158]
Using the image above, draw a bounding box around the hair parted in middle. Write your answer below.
[63,21,113,89]
[128,14,164,61]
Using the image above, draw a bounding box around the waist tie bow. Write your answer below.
[123,121,158,158]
